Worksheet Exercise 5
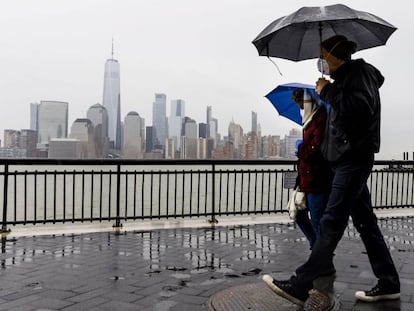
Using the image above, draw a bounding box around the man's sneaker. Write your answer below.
[262,275,306,306]
[355,283,400,302]
[304,289,340,311]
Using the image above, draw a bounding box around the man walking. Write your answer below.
[263,35,400,311]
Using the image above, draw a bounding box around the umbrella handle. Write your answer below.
[318,22,324,78]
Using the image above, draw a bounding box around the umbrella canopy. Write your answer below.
[252,4,397,61]
[265,83,321,125]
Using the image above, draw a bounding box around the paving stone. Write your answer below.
[60,297,108,311]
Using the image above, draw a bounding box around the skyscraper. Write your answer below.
[37,100,68,147]
[30,103,39,131]
[152,93,167,148]
[123,111,145,159]
[102,43,121,150]
[69,118,95,158]
[87,103,109,158]
[206,106,212,137]
[252,111,258,134]
[199,123,207,138]
[169,99,185,151]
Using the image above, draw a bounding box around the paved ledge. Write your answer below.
[0,215,413,310]
[6,207,414,238]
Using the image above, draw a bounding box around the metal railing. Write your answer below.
[1,159,413,232]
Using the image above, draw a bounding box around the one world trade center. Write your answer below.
[102,43,121,150]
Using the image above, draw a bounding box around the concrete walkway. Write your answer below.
[0,215,413,310]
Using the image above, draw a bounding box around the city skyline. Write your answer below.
[1,1,411,159]
[0,97,304,160]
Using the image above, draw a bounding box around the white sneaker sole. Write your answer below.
[262,275,305,307]
[355,290,400,302]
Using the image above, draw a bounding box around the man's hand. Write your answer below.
[316,77,330,94]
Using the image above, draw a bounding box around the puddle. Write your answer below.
[109,276,125,281]
[216,267,234,274]
[171,273,191,279]
[200,277,226,286]
[159,285,182,298]
[166,266,186,271]
[153,300,178,311]
[241,268,262,276]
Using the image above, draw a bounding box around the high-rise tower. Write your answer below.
[206,106,212,137]
[251,111,258,134]
[169,99,185,151]
[152,93,167,148]
[37,100,68,147]
[102,40,121,150]
[87,103,109,157]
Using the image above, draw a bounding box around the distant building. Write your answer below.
[152,93,167,149]
[20,130,37,157]
[69,119,95,158]
[197,138,207,159]
[168,99,185,152]
[182,117,197,138]
[251,111,258,134]
[262,135,281,159]
[30,102,39,132]
[284,128,302,159]
[102,49,121,150]
[244,132,258,159]
[212,141,234,160]
[3,128,41,158]
[206,138,215,159]
[87,103,109,158]
[4,129,20,148]
[180,137,198,159]
[165,138,176,159]
[37,100,68,148]
[145,126,156,153]
[0,148,27,158]
[123,111,145,159]
[228,121,243,158]
[206,106,212,137]
[48,138,80,158]
[199,123,207,138]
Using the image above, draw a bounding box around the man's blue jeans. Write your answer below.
[291,162,400,294]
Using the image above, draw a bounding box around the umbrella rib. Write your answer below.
[352,19,390,46]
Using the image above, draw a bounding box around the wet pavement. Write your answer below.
[0,215,413,310]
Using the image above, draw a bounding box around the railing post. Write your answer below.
[1,163,10,233]
[209,163,218,224]
[113,163,122,230]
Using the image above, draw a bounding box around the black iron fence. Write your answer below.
[1,159,413,232]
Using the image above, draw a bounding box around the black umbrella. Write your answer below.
[252,4,397,61]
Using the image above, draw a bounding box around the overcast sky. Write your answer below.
[1,0,411,159]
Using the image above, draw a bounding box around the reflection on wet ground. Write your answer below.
[0,217,413,310]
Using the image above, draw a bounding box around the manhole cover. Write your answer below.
[208,282,299,311]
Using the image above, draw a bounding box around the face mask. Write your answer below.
[317,41,343,75]
[317,58,329,75]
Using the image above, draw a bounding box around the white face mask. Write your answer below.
[317,41,343,75]
[317,58,330,75]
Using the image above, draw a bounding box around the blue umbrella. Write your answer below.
[265,82,321,125]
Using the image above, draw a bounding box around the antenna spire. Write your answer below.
[111,36,114,60]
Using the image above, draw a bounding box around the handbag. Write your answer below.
[287,187,307,220]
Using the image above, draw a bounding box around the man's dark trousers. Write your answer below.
[290,161,400,294]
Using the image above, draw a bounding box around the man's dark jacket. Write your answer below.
[319,59,383,164]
